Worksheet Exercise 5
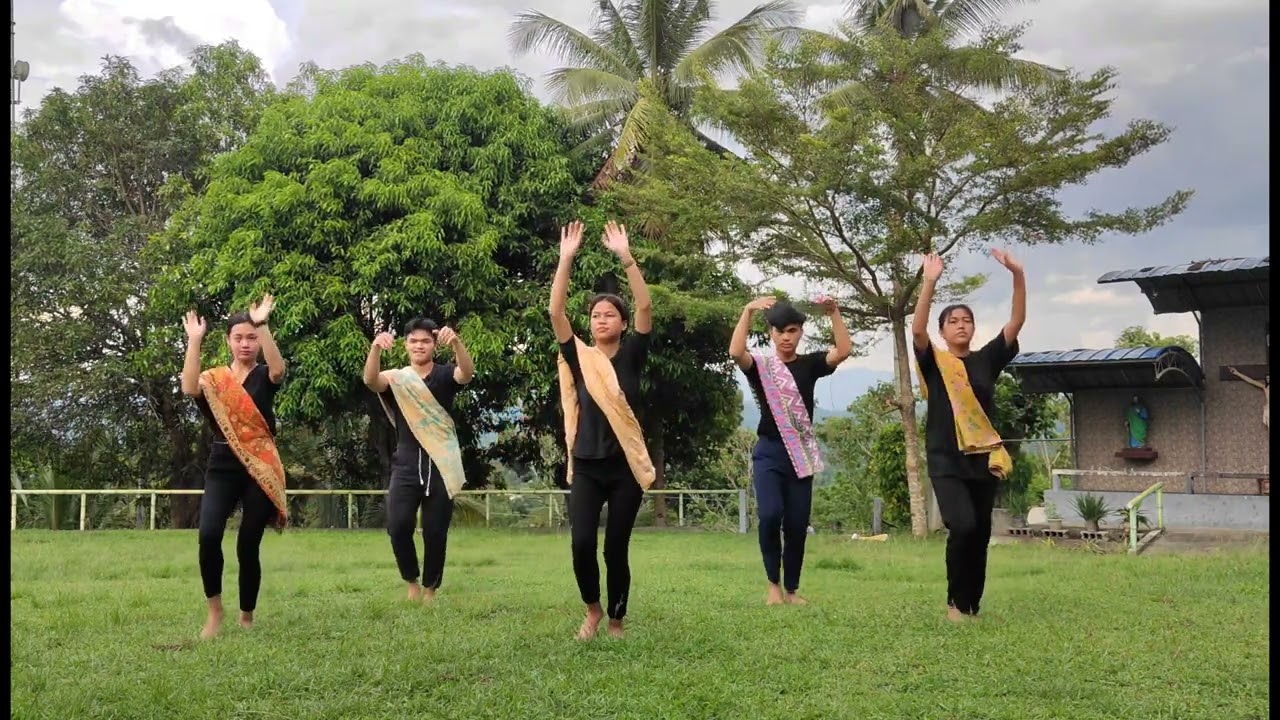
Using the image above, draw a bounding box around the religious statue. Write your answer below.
[1125,395,1150,449]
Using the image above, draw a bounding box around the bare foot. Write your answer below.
[200,599,224,640]
[765,583,785,605]
[421,587,436,604]
[784,592,808,606]
[406,582,423,602]
[576,604,605,641]
[238,611,253,630]
[946,606,967,623]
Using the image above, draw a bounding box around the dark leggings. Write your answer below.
[752,436,814,592]
[198,465,276,612]
[569,456,645,620]
[932,475,998,615]
[386,465,455,588]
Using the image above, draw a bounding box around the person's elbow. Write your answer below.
[181,382,201,398]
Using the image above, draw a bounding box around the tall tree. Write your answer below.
[508,0,800,186]
[1115,325,1199,358]
[11,42,275,527]
[155,58,585,492]
[613,24,1191,536]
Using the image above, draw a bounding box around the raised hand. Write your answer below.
[560,221,584,258]
[990,248,1023,274]
[814,294,838,317]
[371,332,395,351]
[435,326,459,347]
[183,311,207,340]
[601,221,630,258]
[921,253,944,282]
[746,296,778,312]
[248,294,275,325]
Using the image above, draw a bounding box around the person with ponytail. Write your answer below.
[912,250,1026,622]
[549,219,655,640]
[180,296,288,640]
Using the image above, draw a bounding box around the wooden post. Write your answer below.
[79,493,87,531]
[149,494,157,530]
[347,493,355,530]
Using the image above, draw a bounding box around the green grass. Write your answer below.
[10,530,1269,720]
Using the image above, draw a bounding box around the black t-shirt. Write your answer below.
[916,333,1019,480]
[744,351,837,440]
[380,363,465,472]
[194,363,282,471]
[560,332,651,460]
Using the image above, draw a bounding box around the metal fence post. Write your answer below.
[149,493,157,530]
[347,493,355,529]
[678,493,684,528]
[872,497,883,535]
[11,494,16,531]
[79,493,87,531]
[738,488,748,534]
[485,493,491,528]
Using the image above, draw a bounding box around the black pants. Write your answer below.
[198,465,276,612]
[386,460,455,589]
[932,475,998,615]
[752,436,814,592]
[569,456,645,620]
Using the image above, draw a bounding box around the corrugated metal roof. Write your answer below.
[1096,257,1269,284]
[1009,347,1172,365]
[1007,346,1204,393]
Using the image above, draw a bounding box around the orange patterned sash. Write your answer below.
[199,367,288,529]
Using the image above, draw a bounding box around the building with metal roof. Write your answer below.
[1009,257,1269,532]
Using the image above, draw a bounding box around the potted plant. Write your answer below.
[1044,502,1063,531]
[1072,493,1111,532]
[1112,507,1151,535]
[1006,491,1030,529]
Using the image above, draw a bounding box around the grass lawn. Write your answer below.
[9,529,1269,720]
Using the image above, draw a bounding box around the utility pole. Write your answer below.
[11,4,30,125]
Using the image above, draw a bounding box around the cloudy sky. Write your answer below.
[12,0,1269,406]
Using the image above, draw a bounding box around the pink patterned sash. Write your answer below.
[752,353,824,478]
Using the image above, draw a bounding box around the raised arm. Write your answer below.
[437,327,475,385]
[730,297,777,371]
[602,221,651,334]
[549,221,583,344]
[1228,366,1266,390]
[363,332,394,393]
[912,254,943,352]
[249,294,286,384]
[819,296,853,367]
[991,249,1026,346]
[180,311,207,397]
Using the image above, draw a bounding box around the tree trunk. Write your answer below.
[646,416,667,526]
[157,391,202,529]
[890,315,929,538]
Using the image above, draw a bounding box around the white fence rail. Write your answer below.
[10,488,750,533]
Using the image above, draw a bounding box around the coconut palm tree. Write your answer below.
[845,0,1060,90]
[509,0,801,187]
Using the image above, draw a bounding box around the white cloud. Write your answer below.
[1050,286,1131,308]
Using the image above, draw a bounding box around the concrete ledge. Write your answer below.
[1044,489,1269,531]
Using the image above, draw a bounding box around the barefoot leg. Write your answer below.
[577,603,605,641]
[784,592,808,606]
[406,581,423,602]
[201,596,224,640]
[238,610,254,630]
[606,618,624,639]
[765,583,785,605]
